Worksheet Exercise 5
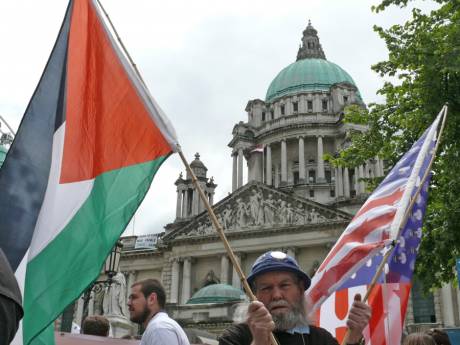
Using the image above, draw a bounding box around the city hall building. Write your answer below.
[66,22,460,337]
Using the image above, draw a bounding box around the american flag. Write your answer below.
[306,109,443,344]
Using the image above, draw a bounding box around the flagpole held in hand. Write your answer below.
[341,104,448,345]
[176,147,280,345]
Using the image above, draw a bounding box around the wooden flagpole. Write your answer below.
[93,2,278,342]
[176,147,279,345]
[95,0,147,87]
[341,104,448,345]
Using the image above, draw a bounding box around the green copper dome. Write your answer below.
[187,284,247,304]
[265,58,360,103]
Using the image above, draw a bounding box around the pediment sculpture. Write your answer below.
[179,185,348,239]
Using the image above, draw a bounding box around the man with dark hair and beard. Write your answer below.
[128,279,190,345]
[219,251,371,345]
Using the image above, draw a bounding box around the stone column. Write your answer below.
[337,166,343,197]
[335,168,339,197]
[441,283,456,327]
[299,137,305,182]
[232,153,237,192]
[266,144,272,185]
[354,167,359,195]
[317,136,325,182]
[182,189,189,217]
[75,295,85,326]
[170,259,180,304]
[199,184,205,213]
[209,192,214,205]
[176,188,182,219]
[281,140,287,185]
[88,291,95,316]
[181,257,192,304]
[232,254,242,289]
[220,255,230,285]
[380,158,385,176]
[373,157,380,177]
[238,148,244,188]
[343,167,350,198]
[126,271,137,302]
[287,160,292,184]
[358,165,365,194]
[192,188,199,215]
[275,164,280,188]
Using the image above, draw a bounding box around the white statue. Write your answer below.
[103,272,128,318]
[236,198,248,228]
[222,205,234,230]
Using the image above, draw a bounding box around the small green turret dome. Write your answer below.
[187,284,247,304]
[265,58,360,103]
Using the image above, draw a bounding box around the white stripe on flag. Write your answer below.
[12,251,28,345]
[29,124,94,261]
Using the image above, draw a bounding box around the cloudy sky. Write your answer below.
[0,0,438,235]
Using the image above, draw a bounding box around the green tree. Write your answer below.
[332,0,460,290]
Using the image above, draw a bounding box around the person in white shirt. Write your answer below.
[128,278,190,345]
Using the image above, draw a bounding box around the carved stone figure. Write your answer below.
[103,272,128,318]
[222,205,234,230]
[286,203,294,224]
[204,270,220,286]
[310,207,319,223]
[279,200,288,224]
[197,222,205,235]
[249,189,262,225]
[236,198,248,228]
[263,194,275,225]
[294,203,305,225]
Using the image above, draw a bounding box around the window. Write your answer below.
[280,105,285,115]
[330,189,335,197]
[343,95,348,103]
[322,100,328,111]
[309,189,315,197]
[262,112,266,121]
[293,171,299,185]
[325,170,331,183]
[309,170,316,183]
[293,102,298,112]
[270,110,274,119]
[307,100,313,111]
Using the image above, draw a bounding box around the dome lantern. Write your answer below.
[296,20,326,61]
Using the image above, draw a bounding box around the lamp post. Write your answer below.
[81,240,123,321]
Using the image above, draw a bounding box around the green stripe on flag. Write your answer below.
[24,155,169,344]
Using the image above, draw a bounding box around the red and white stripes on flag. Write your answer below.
[316,283,411,344]
[306,110,443,314]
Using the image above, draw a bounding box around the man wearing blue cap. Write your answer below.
[219,251,370,345]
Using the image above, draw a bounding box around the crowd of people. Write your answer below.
[0,249,455,345]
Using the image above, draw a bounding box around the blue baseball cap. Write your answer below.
[247,251,311,290]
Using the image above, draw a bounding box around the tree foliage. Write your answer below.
[332,0,460,290]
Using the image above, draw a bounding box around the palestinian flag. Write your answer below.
[0,0,177,344]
